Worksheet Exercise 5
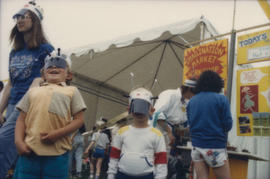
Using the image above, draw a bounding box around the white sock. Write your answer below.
[89,173,94,179]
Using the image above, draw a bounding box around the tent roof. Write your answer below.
[67,17,219,127]
[67,17,218,56]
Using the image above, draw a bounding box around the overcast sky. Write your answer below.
[0,0,269,80]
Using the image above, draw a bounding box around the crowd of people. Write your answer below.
[0,1,233,179]
[67,71,232,179]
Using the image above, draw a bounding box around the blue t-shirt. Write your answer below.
[9,43,54,105]
[187,92,233,149]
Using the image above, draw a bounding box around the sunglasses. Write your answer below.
[13,14,31,22]
[44,57,67,70]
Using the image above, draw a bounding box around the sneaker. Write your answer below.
[75,172,82,178]
[89,173,94,179]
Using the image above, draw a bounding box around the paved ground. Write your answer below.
[69,172,107,179]
[69,162,108,179]
[69,171,107,179]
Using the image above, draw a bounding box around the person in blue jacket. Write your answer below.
[187,70,232,179]
[0,1,54,178]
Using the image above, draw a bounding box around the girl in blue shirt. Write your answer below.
[0,1,53,178]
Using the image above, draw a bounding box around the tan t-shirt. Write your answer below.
[16,83,86,156]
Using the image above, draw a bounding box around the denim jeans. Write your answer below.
[0,104,20,179]
[69,134,84,173]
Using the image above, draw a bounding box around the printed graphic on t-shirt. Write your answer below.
[10,54,35,80]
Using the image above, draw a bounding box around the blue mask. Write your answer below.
[129,99,150,116]
[44,57,67,69]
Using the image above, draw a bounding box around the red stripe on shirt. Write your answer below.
[154,152,167,164]
[110,146,121,159]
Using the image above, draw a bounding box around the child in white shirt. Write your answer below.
[107,88,167,179]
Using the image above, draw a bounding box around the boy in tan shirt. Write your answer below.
[14,49,86,179]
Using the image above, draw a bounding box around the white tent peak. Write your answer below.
[65,16,218,57]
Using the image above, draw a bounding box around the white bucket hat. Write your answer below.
[183,79,197,88]
[13,1,44,21]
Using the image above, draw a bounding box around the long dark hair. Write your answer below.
[102,129,112,142]
[9,10,48,51]
[195,70,224,94]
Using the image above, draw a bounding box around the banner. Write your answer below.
[237,66,270,136]
[237,29,270,64]
[257,0,270,20]
[183,39,228,90]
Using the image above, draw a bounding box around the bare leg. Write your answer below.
[193,161,209,179]
[95,158,103,176]
[212,160,231,179]
[89,157,96,178]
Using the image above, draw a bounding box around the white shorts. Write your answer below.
[191,147,228,168]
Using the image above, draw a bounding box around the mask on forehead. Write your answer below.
[44,48,71,70]
[129,88,153,116]
[44,56,67,69]
[129,99,150,116]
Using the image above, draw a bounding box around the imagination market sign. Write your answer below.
[183,39,228,91]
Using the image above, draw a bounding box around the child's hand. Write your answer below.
[40,131,60,144]
[168,133,175,146]
[16,141,31,155]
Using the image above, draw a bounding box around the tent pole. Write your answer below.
[169,43,184,67]
[254,137,258,178]
[73,72,128,95]
[189,22,270,46]
[226,30,236,103]
[104,42,163,83]
[200,21,206,42]
[150,42,167,89]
